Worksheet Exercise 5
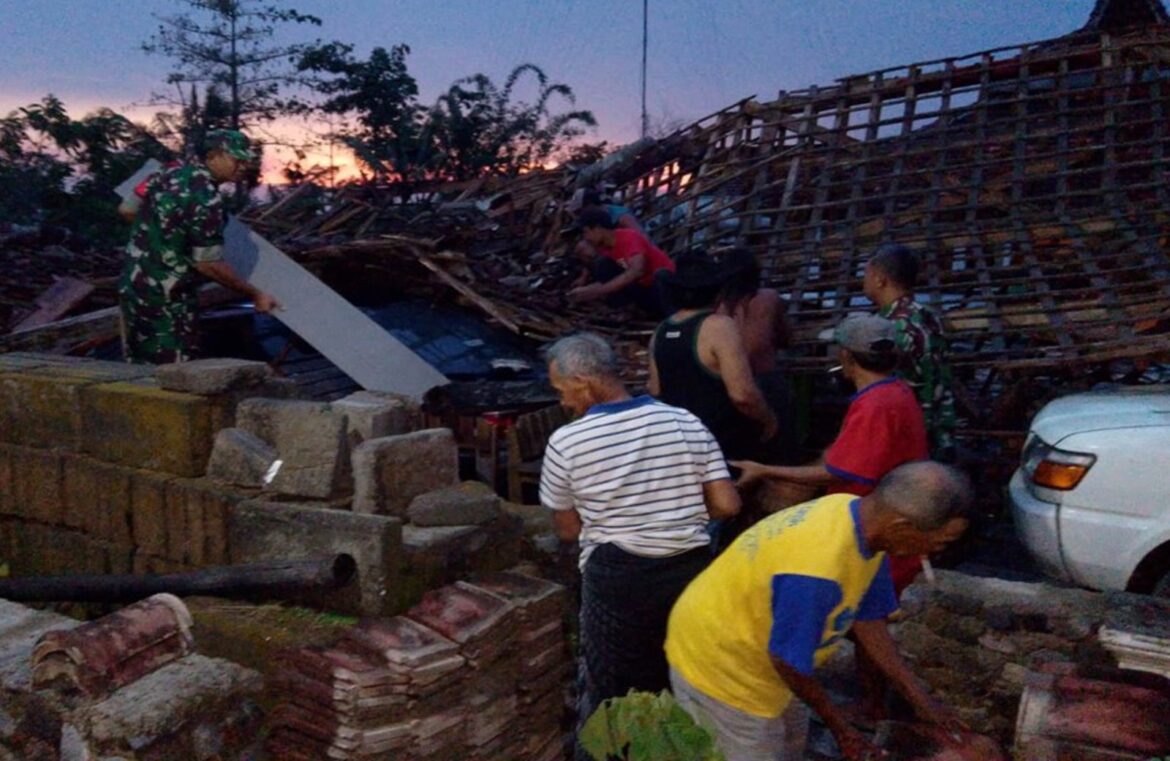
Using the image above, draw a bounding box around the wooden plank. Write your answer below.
[222,218,448,401]
[12,277,96,332]
[416,255,522,334]
[0,306,120,354]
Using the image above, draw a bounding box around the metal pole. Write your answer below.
[641,0,649,138]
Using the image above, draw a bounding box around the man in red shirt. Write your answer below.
[734,313,930,725]
[733,313,928,590]
[568,206,675,316]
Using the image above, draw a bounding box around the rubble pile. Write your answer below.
[0,595,262,759]
[266,570,570,761]
[894,570,1170,747]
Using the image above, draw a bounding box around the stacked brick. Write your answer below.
[0,353,247,582]
[267,570,570,761]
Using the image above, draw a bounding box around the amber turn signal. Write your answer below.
[1032,460,1091,490]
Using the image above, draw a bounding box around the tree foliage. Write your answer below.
[142,0,322,135]
[0,96,173,243]
[297,42,597,183]
[429,63,597,180]
[295,43,430,183]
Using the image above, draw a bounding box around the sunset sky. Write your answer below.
[0,0,1099,182]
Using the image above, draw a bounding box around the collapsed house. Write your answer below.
[6,0,1170,443]
[233,0,1170,445]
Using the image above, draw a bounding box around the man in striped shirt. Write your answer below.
[540,333,741,748]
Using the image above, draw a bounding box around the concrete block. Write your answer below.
[72,654,262,758]
[230,500,403,616]
[400,515,524,608]
[236,398,350,499]
[81,382,215,477]
[129,471,173,557]
[0,372,87,449]
[163,479,244,566]
[353,428,459,516]
[61,455,133,545]
[407,481,501,527]
[155,358,271,395]
[10,447,65,526]
[206,428,276,489]
[332,391,414,444]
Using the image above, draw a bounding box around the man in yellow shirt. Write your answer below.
[665,461,970,761]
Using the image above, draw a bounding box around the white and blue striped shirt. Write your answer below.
[540,395,731,569]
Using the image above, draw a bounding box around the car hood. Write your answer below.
[1032,387,1170,444]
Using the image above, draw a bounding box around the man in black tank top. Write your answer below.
[649,252,778,463]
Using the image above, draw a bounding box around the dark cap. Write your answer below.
[204,129,255,161]
[835,314,896,354]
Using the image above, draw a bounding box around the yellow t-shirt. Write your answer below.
[665,494,896,718]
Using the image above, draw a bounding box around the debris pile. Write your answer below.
[266,571,570,761]
[1,594,261,759]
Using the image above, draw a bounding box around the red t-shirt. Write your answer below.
[601,229,675,287]
[825,377,929,594]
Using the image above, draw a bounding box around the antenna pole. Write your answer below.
[641,0,649,138]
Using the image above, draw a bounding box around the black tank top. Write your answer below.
[653,311,758,460]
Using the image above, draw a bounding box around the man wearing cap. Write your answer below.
[732,314,927,507]
[567,205,675,316]
[119,129,280,364]
[733,314,931,727]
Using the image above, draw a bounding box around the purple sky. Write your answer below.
[0,1,1098,169]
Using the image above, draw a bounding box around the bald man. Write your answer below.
[665,461,971,761]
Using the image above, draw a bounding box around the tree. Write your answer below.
[296,43,432,183]
[427,64,597,180]
[142,0,322,135]
[0,96,173,243]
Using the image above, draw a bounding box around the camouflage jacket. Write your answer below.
[118,163,225,308]
[879,295,957,456]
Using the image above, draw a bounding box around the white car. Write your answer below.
[1009,386,1170,597]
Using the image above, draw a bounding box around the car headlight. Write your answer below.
[1022,435,1096,491]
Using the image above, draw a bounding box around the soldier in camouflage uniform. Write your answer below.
[119,130,278,364]
[862,244,957,459]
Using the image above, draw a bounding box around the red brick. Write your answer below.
[164,478,245,566]
[130,470,173,557]
[62,455,134,543]
[0,444,13,517]
[11,447,65,526]
[132,550,190,576]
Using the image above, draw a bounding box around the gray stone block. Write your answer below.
[236,398,350,499]
[230,500,403,616]
[332,392,413,445]
[407,482,500,527]
[206,428,277,488]
[353,428,459,516]
[155,358,271,395]
[73,654,262,755]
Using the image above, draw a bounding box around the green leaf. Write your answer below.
[579,691,726,761]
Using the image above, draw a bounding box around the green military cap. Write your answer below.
[205,129,256,161]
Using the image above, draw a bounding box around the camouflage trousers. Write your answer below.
[119,293,200,365]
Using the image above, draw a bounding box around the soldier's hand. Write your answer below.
[254,292,281,313]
